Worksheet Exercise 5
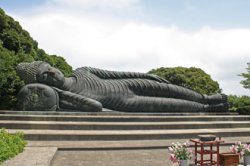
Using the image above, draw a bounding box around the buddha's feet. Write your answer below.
[204,93,227,105]
[205,103,229,112]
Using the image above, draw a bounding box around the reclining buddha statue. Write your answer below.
[16,61,228,112]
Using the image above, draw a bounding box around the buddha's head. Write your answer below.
[16,61,65,88]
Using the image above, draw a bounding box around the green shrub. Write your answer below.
[0,128,26,164]
[237,106,250,115]
[228,95,250,111]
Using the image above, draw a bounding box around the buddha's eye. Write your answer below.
[50,72,55,76]
[42,73,48,80]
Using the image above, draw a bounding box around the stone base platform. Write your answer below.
[1,110,249,166]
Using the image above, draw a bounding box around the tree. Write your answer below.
[0,44,24,109]
[148,67,221,95]
[240,63,250,89]
[0,8,73,109]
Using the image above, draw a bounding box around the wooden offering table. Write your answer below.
[190,138,224,166]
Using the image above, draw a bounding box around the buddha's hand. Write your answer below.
[53,87,103,112]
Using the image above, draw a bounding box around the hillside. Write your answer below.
[0,8,72,109]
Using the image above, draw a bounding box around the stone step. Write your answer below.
[0,110,238,116]
[7,128,250,140]
[27,136,250,150]
[0,114,249,122]
[2,120,250,130]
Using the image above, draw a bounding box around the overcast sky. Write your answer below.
[1,0,250,96]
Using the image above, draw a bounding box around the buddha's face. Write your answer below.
[37,63,65,88]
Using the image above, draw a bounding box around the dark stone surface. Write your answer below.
[16,61,228,112]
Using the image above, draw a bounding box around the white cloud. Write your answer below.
[46,0,139,9]
[10,1,250,96]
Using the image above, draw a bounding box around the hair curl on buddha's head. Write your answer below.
[16,61,45,84]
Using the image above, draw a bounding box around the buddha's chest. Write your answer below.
[69,77,132,98]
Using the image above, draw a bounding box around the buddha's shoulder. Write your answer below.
[73,67,98,79]
[75,66,100,72]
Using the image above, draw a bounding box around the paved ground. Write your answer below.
[51,146,245,166]
[2,145,246,166]
[4,137,250,166]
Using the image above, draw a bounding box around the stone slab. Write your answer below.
[2,147,57,166]
[51,149,169,166]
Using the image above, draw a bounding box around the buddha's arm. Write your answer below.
[83,67,169,83]
[54,88,102,112]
